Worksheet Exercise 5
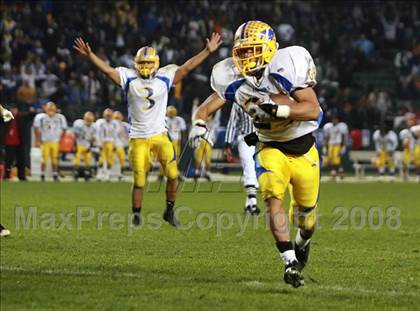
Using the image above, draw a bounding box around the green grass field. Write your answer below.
[1,181,420,310]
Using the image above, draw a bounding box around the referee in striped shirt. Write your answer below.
[225,103,260,215]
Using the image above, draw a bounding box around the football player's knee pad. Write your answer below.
[132,170,146,188]
[289,203,317,230]
[164,161,178,180]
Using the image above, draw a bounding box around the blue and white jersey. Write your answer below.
[211,46,319,142]
[33,112,67,143]
[73,119,96,148]
[116,64,178,138]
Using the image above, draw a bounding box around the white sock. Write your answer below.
[295,230,311,249]
[280,250,297,265]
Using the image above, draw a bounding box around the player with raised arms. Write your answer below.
[189,21,322,287]
[74,33,222,226]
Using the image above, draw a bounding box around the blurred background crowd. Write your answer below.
[1,0,420,140]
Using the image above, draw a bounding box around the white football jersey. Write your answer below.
[166,116,186,141]
[114,121,130,148]
[211,45,320,142]
[373,130,398,152]
[95,118,118,144]
[116,65,178,138]
[73,119,96,148]
[410,125,420,146]
[33,113,67,143]
[323,122,348,145]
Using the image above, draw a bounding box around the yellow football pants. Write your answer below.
[255,143,320,230]
[74,145,93,167]
[99,142,115,168]
[41,142,59,166]
[195,140,212,167]
[129,133,178,187]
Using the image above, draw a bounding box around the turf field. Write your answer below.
[1,181,419,310]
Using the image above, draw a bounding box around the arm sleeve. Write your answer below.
[33,114,42,128]
[157,64,179,88]
[179,117,187,131]
[390,133,398,151]
[372,131,381,152]
[115,67,134,89]
[274,46,317,93]
[61,115,68,130]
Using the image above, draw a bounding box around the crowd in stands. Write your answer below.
[1,0,419,131]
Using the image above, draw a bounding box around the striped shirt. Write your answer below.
[225,103,255,144]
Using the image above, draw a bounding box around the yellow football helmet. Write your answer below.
[112,110,123,121]
[232,21,277,76]
[134,46,160,78]
[83,111,95,125]
[46,101,57,116]
[166,106,177,118]
[103,108,113,121]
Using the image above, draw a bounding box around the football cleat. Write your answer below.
[294,242,310,271]
[244,204,260,215]
[204,173,212,182]
[0,228,11,237]
[163,207,179,227]
[132,213,142,227]
[284,260,304,288]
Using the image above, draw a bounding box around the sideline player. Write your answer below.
[74,33,221,226]
[225,103,260,215]
[189,21,321,287]
[193,109,220,181]
[166,106,186,161]
[372,124,398,180]
[73,111,96,181]
[113,110,130,181]
[410,122,420,182]
[33,102,67,181]
[323,115,349,180]
[95,108,117,181]
[0,104,13,237]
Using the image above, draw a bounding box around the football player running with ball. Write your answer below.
[189,21,322,287]
[74,33,222,227]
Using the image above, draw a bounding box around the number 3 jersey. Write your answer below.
[211,45,320,143]
[116,65,178,139]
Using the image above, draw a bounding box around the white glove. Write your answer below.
[189,119,213,148]
[340,145,347,155]
[1,108,14,122]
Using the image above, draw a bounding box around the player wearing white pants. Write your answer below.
[225,103,260,215]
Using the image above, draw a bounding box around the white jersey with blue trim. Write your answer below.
[33,113,67,143]
[95,118,118,145]
[116,64,178,139]
[211,45,320,142]
[73,119,96,148]
[166,116,186,141]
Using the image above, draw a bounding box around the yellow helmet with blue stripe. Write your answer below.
[233,21,277,76]
[134,46,160,78]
